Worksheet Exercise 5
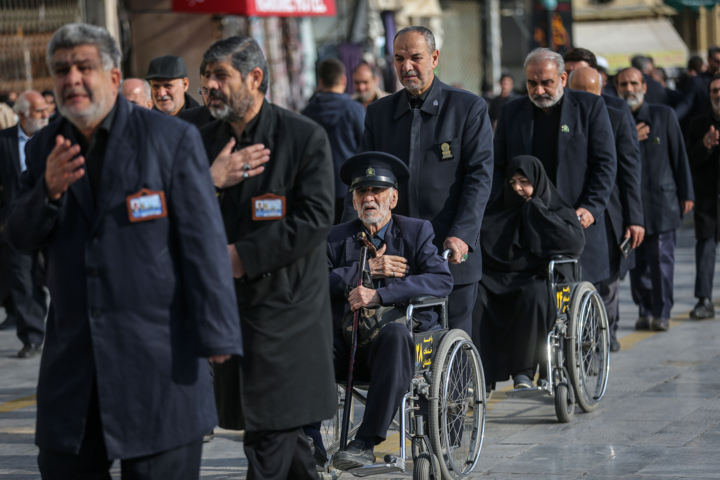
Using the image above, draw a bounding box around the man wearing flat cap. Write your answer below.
[313,151,453,470]
[146,55,199,116]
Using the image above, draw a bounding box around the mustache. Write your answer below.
[402,70,419,77]
[208,89,228,103]
[156,94,172,101]
[62,86,91,101]
[532,93,552,101]
[362,202,380,212]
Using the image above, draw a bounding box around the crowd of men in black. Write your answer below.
[0,18,719,480]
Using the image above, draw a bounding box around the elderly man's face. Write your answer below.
[19,92,49,135]
[52,44,120,128]
[352,186,398,225]
[121,79,153,109]
[353,66,377,103]
[150,78,188,115]
[204,59,260,122]
[616,68,646,110]
[526,61,567,109]
[394,32,439,96]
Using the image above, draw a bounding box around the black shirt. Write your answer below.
[71,100,118,200]
[406,77,435,110]
[531,98,562,185]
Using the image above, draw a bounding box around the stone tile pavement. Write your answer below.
[0,224,719,479]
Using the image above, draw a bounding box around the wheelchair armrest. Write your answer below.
[550,255,577,263]
[409,296,448,307]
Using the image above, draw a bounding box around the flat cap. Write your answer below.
[145,55,188,80]
[340,151,410,191]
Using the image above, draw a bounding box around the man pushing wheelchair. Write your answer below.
[305,152,453,471]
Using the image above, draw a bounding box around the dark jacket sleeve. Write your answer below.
[521,198,585,258]
[447,97,494,252]
[491,103,509,201]
[687,116,713,172]
[168,126,242,357]
[5,135,65,253]
[579,96,617,221]
[376,221,454,305]
[236,125,335,279]
[666,109,695,202]
[616,112,645,227]
[327,241,360,299]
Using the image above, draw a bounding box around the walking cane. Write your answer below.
[340,232,377,450]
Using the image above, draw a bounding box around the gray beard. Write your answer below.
[209,90,253,122]
[530,85,564,109]
[624,91,644,109]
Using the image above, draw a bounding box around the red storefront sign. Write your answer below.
[172,0,336,16]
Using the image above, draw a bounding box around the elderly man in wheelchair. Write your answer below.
[306,152,454,471]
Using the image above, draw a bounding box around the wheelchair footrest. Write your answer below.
[506,385,552,398]
[347,458,406,477]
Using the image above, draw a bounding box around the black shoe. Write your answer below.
[17,344,42,358]
[203,430,214,443]
[610,331,621,352]
[332,439,375,471]
[513,374,533,389]
[651,317,669,332]
[635,316,651,330]
[690,298,715,320]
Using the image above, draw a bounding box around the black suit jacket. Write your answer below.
[178,105,214,129]
[632,101,694,235]
[0,125,22,238]
[199,100,337,432]
[494,89,617,283]
[687,111,720,240]
[341,78,494,285]
[5,97,241,459]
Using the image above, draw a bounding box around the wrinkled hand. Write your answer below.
[228,244,245,279]
[637,122,650,142]
[45,135,85,201]
[209,355,231,364]
[368,244,409,279]
[704,125,720,150]
[443,237,469,264]
[575,208,595,228]
[624,225,645,249]
[681,200,694,215]
[348,285,380,311]
[211,139,270,189]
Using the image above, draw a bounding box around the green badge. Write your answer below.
[654,137,661,145]
[561,125,569,133]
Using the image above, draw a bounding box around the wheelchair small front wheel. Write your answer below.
[413,453,438,480]
[554,382,574,423]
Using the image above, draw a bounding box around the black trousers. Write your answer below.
[38,386,203,479]
[448,282,478,336]
[243,428,317,480]
[334,322,414,442]
[695,236,717,299]
[630,230,676,319]
[1,242,46,345]
[595,273,620,333]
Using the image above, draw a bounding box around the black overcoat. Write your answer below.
[200,100,337,432]
[4,97,242,459]
[493,89,617,283]
[632,101,694,236]
[341,78,494,286]
[0,125,23,239]
[178,105,215,129]
[687,111,720,240]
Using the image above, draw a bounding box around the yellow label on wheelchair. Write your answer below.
[556,285,571,314]
[413,332,434,372]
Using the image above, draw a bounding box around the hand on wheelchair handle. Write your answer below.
[443,237,469,264]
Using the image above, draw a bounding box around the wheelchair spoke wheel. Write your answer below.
[428,330,485,480]
[322,385,358,458]
[567,282,610,413]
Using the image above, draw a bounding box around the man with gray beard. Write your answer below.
[493,47,617,287]
[615,67,694,331]
[198,36,337,479]
[0,90,50,356]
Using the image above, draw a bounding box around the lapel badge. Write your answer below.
[561,125,570,133]
[366,167,375,177]
[654,137,661,145]
[433,100,438,106]
[441,143,453,160]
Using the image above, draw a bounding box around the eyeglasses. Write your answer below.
[197,87,209,95]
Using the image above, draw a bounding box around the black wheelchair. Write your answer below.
[506,256,611,423]
[319,252,486,480]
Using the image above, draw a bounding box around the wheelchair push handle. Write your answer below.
[442,249,452,260]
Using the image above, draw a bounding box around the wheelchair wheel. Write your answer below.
[413,453,440,480]
[567,282,610,413]
[321,385,357,458]
[554,382,574,423]
[428,330,485,480]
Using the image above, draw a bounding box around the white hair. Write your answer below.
[46,23,121,72]
[121,78,152,101]
[12,92,32,116]
[524,48,565,75]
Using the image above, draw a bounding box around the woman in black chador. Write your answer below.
[475,155,585,391]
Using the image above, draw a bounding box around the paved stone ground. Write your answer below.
[0,224,719,479]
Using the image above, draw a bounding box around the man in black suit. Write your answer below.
[0,90,49,357]
[341,26,494,336]
[615,67,695,332]
[494,48,617,286]
[686,73,720,320]
[5,24,241,478]
[569,67,645,351]
[198,36,336,479]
